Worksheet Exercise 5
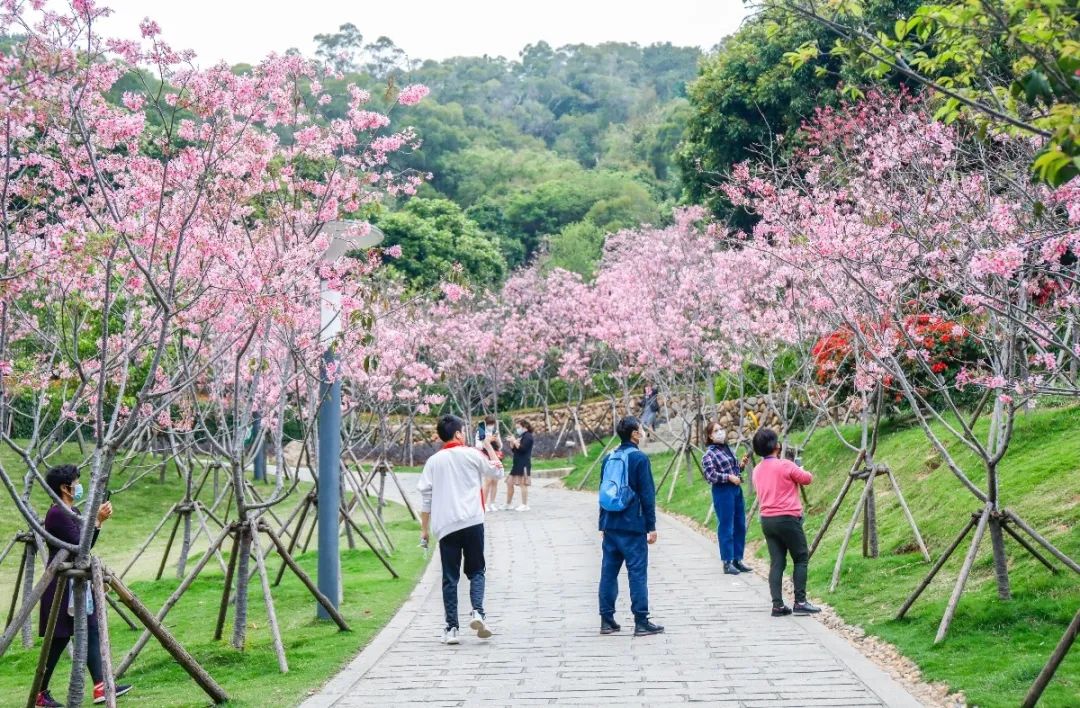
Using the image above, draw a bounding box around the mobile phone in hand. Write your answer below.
[104,489,112,502]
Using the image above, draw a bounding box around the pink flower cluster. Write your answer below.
[396,84,430,106]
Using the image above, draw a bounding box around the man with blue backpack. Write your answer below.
[597,416,664,637]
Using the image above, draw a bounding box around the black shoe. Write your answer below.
[600,616,621,634]
[634,620,665,636]
[733,560,752,573]
[723,561,741,575]
[771,605,792,617]
[793,601,822,615]
[36,691,63,708]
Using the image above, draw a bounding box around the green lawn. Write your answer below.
[565,405,1080,708]
[0,447,426,707]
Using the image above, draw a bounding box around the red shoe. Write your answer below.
[36,691,63,707]
[93,683,133,704]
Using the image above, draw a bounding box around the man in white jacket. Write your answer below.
[418,414,494,645]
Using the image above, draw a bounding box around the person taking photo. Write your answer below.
[701,421,751,576]
[505,419,534,511]
[37,465,133,707]
[750,428,821,617]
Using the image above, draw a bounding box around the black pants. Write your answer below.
[439,524,486,629]
[42,624,104,692]
[760,515,809,606]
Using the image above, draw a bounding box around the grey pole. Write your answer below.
[316,348,342,618]
[313,220,383,619]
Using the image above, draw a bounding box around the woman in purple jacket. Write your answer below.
[36,465,133,707]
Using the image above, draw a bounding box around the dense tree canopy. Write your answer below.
[375,198,508,290]
[677,0,918,216]
[307,34,701,280]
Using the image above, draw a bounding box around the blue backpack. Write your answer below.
[599,448,636,512]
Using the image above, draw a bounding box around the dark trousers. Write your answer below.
[598,530,649,622]
[42,624,104,692]
[439,523,486,629]
[760,515,809,606]
[711,484,746,562]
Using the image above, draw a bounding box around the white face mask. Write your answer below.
[515,427,524,436]
[711,430,726,443]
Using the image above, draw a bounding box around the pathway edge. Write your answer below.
[656,504,924,708]
[297,551,440,708]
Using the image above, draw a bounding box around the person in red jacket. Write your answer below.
[750,429,821,617]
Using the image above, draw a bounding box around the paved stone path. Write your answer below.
[302,481,922,707]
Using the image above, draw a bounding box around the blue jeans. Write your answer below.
[439,524,485,629]
[598,530,649,622]
[712,483,746,562]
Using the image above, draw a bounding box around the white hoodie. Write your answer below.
[417,444,487,539]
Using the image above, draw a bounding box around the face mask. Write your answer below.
[72,483,84,503]
[711,430,726,443]
[515,427,524,436]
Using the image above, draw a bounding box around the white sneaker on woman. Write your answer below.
[516,504,530,512]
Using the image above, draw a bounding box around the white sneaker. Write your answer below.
[442,627,460,645]
[469,610,493,639]
[488,503,500,512]
[516,504,530,512]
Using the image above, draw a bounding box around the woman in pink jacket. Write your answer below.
[751,428,822,617]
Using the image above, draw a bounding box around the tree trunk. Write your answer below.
[176,512,192,579]
[865,479,879,559]
[231,527,252,650]
[67,577,89,707]
[989,516,1012,599]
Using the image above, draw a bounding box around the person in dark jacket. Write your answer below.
[640,386,660,433]
[37,465,133,707]
[702,420,752,576]
[506,419,534,511]
[597,416,664,637]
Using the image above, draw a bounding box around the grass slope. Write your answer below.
[565,406,1080,708]
[0,448,425,707]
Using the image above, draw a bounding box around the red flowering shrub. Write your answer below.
[812,314,985,406]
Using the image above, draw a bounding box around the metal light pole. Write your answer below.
[316,220,384,619]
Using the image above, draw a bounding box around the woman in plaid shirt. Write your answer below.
[701,420,752,576]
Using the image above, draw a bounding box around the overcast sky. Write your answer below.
[94,0,750,65]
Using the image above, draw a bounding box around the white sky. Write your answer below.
[94,0,750,66]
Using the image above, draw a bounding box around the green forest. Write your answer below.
[85,0,1072,293]
[297,3,924,288]
[299,26,699,284]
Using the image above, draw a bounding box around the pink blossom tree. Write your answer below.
[0,0,425,700]
[727,93,1080,641]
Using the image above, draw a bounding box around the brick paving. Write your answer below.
[302,480,922,707]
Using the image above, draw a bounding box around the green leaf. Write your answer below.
[895,19,908,40]
[1022,70,1053,105]
[1032,146,1072,185]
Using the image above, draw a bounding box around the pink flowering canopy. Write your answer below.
[0,0,428,525]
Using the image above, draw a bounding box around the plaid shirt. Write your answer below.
[702,443,742,485]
